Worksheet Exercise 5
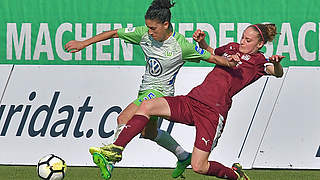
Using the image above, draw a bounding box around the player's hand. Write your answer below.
[64,40,86,53]
[268,55,285,64]
[193,29,206,43]
[227,53,242,67]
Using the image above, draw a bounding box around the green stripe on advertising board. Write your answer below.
[0,0,319,67]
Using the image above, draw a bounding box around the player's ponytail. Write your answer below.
[264,24,277,42]
[145,0,175,23]
[250,24,277,44]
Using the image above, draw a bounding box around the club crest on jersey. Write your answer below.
[195,45,205,55]
[241,54,251,61]
[125,27,136,33]
[147,57,162,76]
[165,50,173,57]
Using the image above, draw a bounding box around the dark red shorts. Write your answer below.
[164,95,225,152]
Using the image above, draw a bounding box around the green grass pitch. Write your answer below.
[1,165,320,180]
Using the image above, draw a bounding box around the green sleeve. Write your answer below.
[175,33,211,62]
[117,26,148,45]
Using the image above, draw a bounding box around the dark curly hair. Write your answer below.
[145,0,175,23]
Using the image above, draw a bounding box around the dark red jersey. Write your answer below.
[187,42,271,118]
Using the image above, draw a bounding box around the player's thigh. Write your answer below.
[117,102,139,124]
[137,97,171,119]
[193,110,223,152]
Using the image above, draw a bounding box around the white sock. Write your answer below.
[154,129,189,161]
[114,124,126,142]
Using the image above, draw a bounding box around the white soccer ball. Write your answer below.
[37,154,67,180]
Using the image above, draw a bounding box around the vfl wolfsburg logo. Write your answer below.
[165,50,173,57]
[147,58,162,76]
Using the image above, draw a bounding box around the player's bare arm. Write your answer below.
[64,29,119,53]
[266,55,285,78]
[205,54,239,68]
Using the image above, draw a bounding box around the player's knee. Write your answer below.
[191,160,207,175]
[138,101,153,115]
[117,113,128,125]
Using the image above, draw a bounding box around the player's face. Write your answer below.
[145,19,169,42]
[239,27,264,54]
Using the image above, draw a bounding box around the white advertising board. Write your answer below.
[235,69,288,168]
[0,65,271,168]
[253,67,320,169]
[1,65,318,170]
[0,65,141,166]
[0,65,13,103]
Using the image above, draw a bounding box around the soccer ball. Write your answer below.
[37,154,67,180]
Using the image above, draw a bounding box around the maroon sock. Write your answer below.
[207,161,238,180]
[113,115,149,147]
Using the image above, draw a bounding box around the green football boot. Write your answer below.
[92,152,114,180]
[232,163,250,180]
[172,153,192,178]
[89,144,124,163]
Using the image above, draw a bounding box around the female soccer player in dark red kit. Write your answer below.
[100,23,285,180]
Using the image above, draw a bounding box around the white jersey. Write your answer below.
[117,26,211,96]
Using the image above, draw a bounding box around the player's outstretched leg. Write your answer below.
[92,152,114,180]
[171,153,192,178]
[232,163,250,180]
[89,144,124,163]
